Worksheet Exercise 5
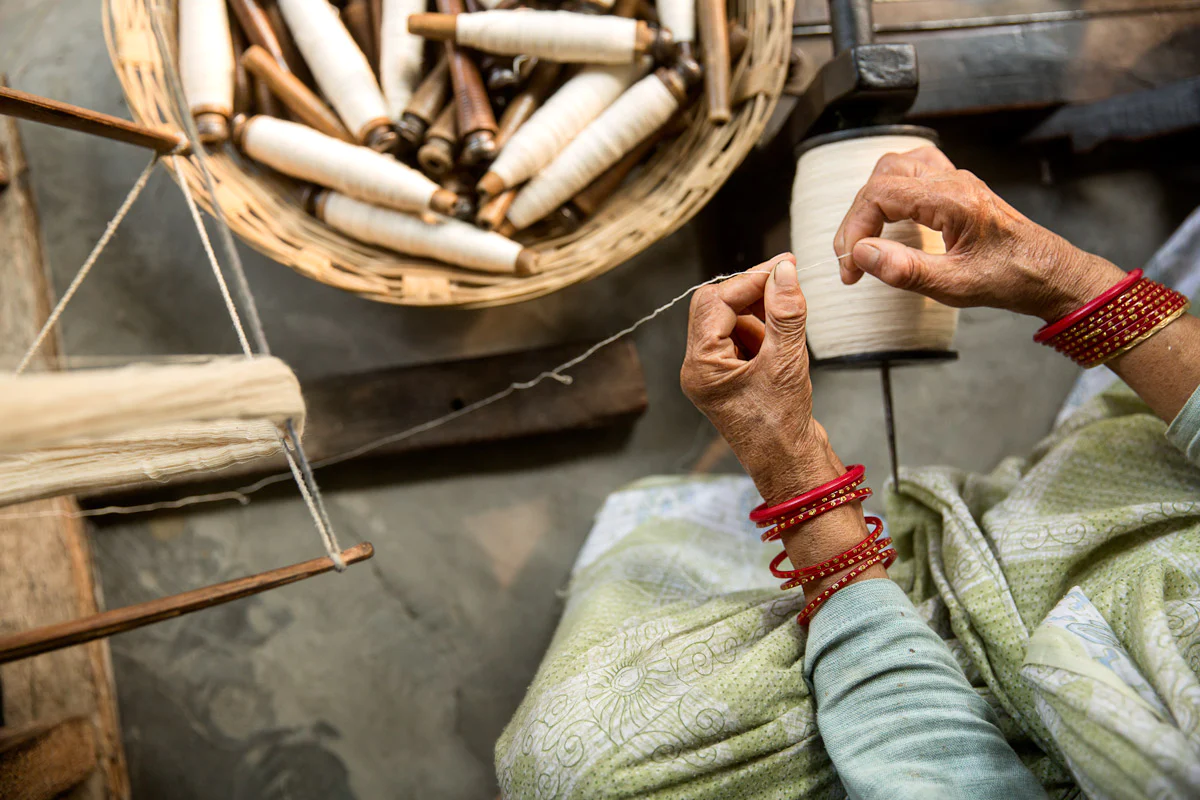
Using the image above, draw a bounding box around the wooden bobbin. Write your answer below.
[229,0,289,70]
[504,66,686,231]
[264,0,315,86]
[234,114,456,214]
[656,0,700,81]
[409,11,674,64]
[242,45,354,142]
[380,0,427,122]
[179,0,235,145]
[476,187,516,230]
[397,57,450,150]
[791,125,959,366]
[476,61,646,199]
[436,0,499,166]
[314,190,540,275]
[342,0,378,73]
[697,0,730,123]
[277,0,398,152]
[493,60,562,150]
[418,104,458,177]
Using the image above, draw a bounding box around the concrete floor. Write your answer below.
[4,3,1200,798]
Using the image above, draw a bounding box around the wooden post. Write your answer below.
[0,80,130,799]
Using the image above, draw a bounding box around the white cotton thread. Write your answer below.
[322,192,524,274]
[16,153,159,375]
[656,0,695,43]
[241,116,438,213]
[456,11,639,64]
[507,71,677,230]
[278,0,389,140]
[486,62,644,190]
[380,0,426,120]
[792,134,958,359]
[178,0,235,119]
[0,254,852,523]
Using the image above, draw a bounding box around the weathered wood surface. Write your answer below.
[0,81,130,799]
[0,717,97,800]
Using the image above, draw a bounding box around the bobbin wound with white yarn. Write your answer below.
[478,62,645,197]
[418,10,643,64]
[506,69,682,230]
[178,0,235,143]
[237,116,454,214]
[790,130,959,360]
[317,192,538,275]
[278,0,391,145]
[380,0,426,120]
[657,0,695,44]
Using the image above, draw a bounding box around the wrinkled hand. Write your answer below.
[834,147,1126,321]
[681,255,842,505]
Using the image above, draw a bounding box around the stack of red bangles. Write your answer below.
[749,465,895,626]
[1034,269,1190,368]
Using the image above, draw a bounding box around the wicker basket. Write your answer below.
[103,0,794,307]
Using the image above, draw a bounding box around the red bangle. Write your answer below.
[1076,297,1189,367]
[796,547,897,626]
[1064,291,1187,364]
[749,465,865,524]
[1034,269,1142,343]
[779,538,893,590]
[759,487,874,542]
[1048,280,1164,352]
[769,516,884,578]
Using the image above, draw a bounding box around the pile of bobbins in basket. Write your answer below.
[103,0,793,307]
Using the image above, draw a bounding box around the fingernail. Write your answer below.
[773,259,797,287]
[855,243,881,269]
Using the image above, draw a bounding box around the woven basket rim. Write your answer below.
[103,0,795,308]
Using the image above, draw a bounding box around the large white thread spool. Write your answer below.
[478,61,646,197]
[277,0,394,150]
[380,0,426,120]
[237,116,455,215]
[506,69,683,231]
[179,0,235,144]
[316,192,538,275]
[791,127,958,362]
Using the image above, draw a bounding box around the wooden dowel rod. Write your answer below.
[242,45,355,142]
[0,542,375,666]
[231,23,257,117]
[698,0,731,123]
[342,0,378,77]
[0,86,188,155]
[229,0,291,70]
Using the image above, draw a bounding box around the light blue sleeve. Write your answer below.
[803,579,1046,800]
[1166,382,1200,466]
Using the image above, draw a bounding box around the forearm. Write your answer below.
[804,581,1045,799]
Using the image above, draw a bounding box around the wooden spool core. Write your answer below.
[790,126,958,364]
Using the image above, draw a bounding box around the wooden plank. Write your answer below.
[0,79,130,799]
[85,339,649,498]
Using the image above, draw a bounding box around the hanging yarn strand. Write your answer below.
[0,255,853,524]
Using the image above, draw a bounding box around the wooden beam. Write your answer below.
[0,78,130,799]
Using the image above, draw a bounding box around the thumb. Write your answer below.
[850,238,945,293]
[764,255,807,349]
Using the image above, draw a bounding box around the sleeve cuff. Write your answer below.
[802,577,917,685]
[1166,381,1200,465]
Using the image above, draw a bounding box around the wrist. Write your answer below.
[1036,248,1128,324]
[748,437,842,506]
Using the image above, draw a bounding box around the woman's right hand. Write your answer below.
[833,147,1127,322]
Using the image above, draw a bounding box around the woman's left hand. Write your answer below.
[681,254,842,504]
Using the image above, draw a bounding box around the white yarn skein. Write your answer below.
[179,0,235,118]
[278,0,389,140]
[507,72,678,230]
[242,116,438,212]
[456,11,639,63]
[322,193,525,274]
[656,0,695,43]
[380,0,426,120]
[790,134,959,360]
[487,62,645,190]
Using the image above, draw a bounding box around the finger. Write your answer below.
[851,237,954,299]
[871,146,956,178]
[835,174,959,284]
[731,314,765,358]
[762,255,806,353]
[716,253,792,312]
[687,285,739,358]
